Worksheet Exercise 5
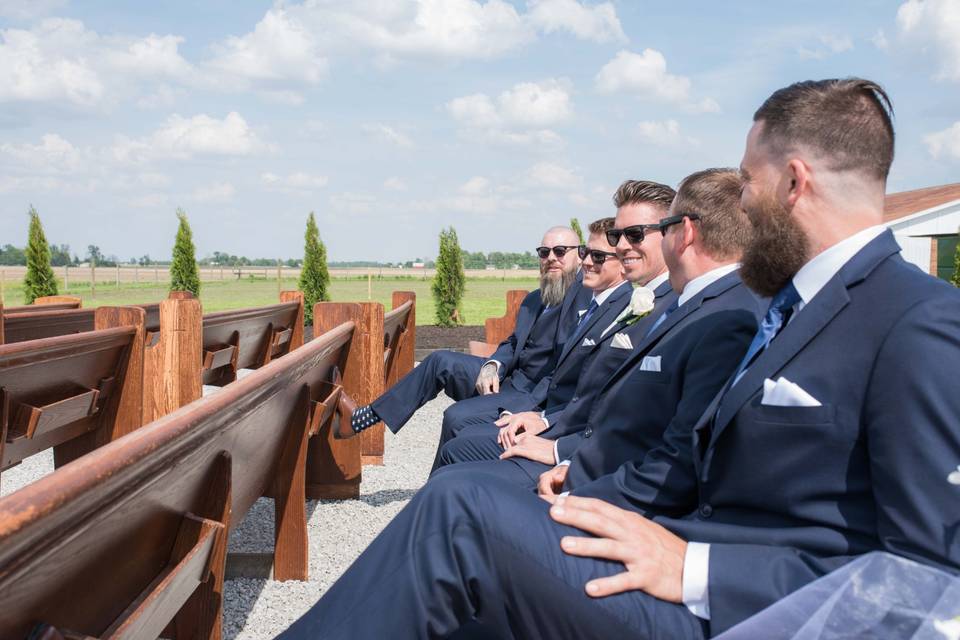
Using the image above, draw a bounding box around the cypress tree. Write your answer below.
[298,212,331,323]
[570,217,585,244]
[23,206,59,303]
[952,231,960,288]
[432,226,466,326]
[170,208,201,296]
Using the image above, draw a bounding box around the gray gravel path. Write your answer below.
[0,392,451,639]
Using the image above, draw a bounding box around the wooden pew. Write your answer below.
[2,303,161,345]
[3,295,83,314]
[142,291,304,423]
[0,308,145,491]
[0,320,356,639]
[468,289,529,357]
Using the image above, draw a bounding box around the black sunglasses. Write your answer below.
[578,245,618,264]
[605,224,662,247]
[658,212,702,231]
[536,245,578,259]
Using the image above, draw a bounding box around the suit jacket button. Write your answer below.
[584,427,593,437]
[698,504,713,518]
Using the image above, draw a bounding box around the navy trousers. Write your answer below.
[371,350,485,433]
[277,469,707,640]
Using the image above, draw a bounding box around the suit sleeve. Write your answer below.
[571,310,757,516]
[706,294,960,635]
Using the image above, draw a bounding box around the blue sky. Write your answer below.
[1,0,958,262]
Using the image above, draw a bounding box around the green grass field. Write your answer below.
[1,276,540,326]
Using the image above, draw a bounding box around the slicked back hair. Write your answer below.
[674,168,752,261]
[612,180,676,214]
[754,78,895,182]
[587,217,616,235]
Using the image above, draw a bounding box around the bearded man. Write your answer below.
[340,226,588,440]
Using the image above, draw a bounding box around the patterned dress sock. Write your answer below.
[351,405,382,433]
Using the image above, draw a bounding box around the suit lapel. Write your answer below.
[705,231,902,453]
[555,282,631,367]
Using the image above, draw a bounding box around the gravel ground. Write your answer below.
[0,389,451,639]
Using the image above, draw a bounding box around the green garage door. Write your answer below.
[937,236,959,282]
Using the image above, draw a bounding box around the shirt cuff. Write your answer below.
[539,411,549,430]
[483,360,502,373]
[552,440,560,465]
[499,410,512,419]
[682,542,711,620]
[557,459,571,466]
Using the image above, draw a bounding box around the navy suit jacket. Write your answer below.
[562,272,763,487]
[489,279,589,398]
[576,231,960,635]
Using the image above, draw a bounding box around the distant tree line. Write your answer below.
[461,251,540,269]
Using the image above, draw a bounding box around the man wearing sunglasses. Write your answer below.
[338,226,587,441]
[435,183,680,470]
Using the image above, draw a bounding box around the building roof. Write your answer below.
[884,183,960,223]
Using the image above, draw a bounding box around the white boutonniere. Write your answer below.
[934,616,960,640]
[614,286,655,326]
[948,465,960,485]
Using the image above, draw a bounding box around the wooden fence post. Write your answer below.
[391,291,417,383]
[306,301,383,497]
[64,264,69,290]
[142,291,203,423]
[90,260,96,298]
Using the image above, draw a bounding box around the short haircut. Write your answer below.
[612,180,676,213]
[674,168,752,261]
[753,78,895,182]
[587,217,615,235]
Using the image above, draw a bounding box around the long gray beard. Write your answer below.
[540,269,576,307]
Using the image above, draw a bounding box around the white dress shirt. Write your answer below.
[681,224,887,620]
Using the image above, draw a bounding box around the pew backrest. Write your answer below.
[0,320,354,638]
[2,308,96,344]
[484,289,529,346]
[382,299,413,385]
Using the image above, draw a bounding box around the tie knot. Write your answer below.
[771,282,801,314]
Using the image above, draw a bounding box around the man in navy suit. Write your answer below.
[337,225,584,439]
[436,170,762,494]
[281,79,960,639]
[435,180,679,469]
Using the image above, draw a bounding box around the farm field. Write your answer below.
[0,276,540,326]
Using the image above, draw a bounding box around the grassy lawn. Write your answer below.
[1,276,539,326]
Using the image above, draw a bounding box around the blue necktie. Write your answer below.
[569,299,600,344]
[731,282,801,384]
[646,298,679,338]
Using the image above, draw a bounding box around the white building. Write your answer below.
[884,183,960,281]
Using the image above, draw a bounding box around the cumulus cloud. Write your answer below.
[111,112,269,163]
[362,123,414,148]
[525,162,582,189]
[446,78,572,148]
[595,49,719,113]
[190,181,236,203]
[897,0,960,81]
[634,119,699,148]
[0,0,67,21]
[925,122,960,160]
[527,0,626,43]
[0,133,83,173]
[797,34,854,60]
[0,18,196,110]
[460,176,491,195]
[871,29,889,51]
[384,176,408,191]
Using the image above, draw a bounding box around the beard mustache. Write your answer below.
[740,191,811,298]
[540,267,577,306]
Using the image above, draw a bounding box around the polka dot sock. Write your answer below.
[351,405,382,433]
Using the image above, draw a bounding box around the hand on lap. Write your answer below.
[499,433,555,464]
[549,495,687,603]
[538,464,569,502]
[495,411,548,448]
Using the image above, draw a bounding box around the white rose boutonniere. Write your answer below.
[614,286,656,326]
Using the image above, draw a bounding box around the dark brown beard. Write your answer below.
[740,190,810,297]
[540,267,577,306]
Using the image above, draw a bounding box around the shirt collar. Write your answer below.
[590,280,630,308]
[678,263,740,306]
[792,225,886,306]
[645,271,671,292]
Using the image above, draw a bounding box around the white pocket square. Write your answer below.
[761,377,821,407]
[581,337,596,347]
[611,332,633,350]
[639,355,661,372]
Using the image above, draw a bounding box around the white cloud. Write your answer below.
[527,0,626,43]
[634,119,699,148]
[897,0,960,81]
[872,29,889,51]
[925,122,960,160]
[207,8,327,100]
[0,0,67,21]
[595,49,719,112]
[330,191,378,214]
[384,176,408,191]
[0,133,82,173]
[362,123,414,148]
[262,171,329,193]
[460,176,491,195]
[526,162,582,189]
[126,193,168,208]
[111,112,268,163]
[446,78,572,148]
[191,182,236,203]
[797,34,854,60]
[0,18,196,110]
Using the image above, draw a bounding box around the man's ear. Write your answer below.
[681,217,697,253]
[785,158,811,207]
